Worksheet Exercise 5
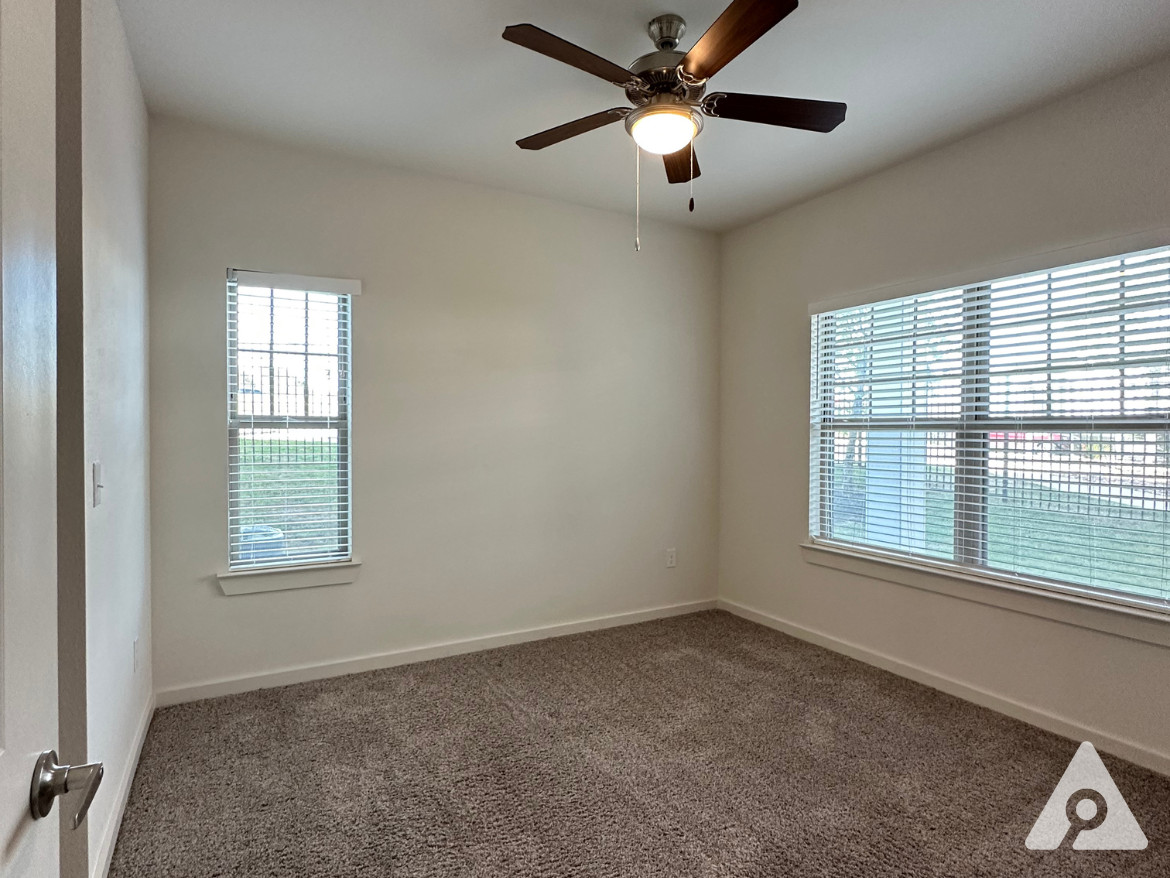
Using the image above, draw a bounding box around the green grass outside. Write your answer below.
[828,465,1168,599]
[233,434,346,561]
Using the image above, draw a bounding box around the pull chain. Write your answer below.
[634,143,641,252]
[688,145,695,212]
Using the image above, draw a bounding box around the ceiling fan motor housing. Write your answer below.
[626,50,706,105]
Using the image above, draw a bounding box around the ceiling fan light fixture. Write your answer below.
[626,104,701,155]
[505,2,847,197]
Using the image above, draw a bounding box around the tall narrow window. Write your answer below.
[227,270,356,569]
[810,246,1170,612]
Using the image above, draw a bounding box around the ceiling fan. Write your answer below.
[502,0,847,186]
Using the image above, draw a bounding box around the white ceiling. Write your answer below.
[117,0,1170,231]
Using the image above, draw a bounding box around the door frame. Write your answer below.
[55,0,90,875]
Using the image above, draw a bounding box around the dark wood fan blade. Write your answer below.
[681,0,799,81]
[663,143,701,184]
[503,24,641,88]
[516,108,628,150]
[704,92,846,132]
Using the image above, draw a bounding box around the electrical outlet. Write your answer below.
[133,637,139,673]
[666,548,677,568]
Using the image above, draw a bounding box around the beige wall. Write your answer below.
[148,117,720,697]
[719,55,1170,771]
[81,0,152,873]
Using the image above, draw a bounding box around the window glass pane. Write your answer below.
[1126,362,1170,414]
[271,353,307,417]
[307,356,339,418]
[271,289,308,353]
[822,429,954,561]
[236,286,272,350]
[987,431,1169,600]
[231,428,347,564]
[237,351,270,417]
[307,293,339,355]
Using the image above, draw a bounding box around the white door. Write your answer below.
[0,0,63,875]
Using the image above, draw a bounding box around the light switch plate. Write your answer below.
[92,461,104,507]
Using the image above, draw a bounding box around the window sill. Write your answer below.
[801,541,1170,649]
[216,559,361,596]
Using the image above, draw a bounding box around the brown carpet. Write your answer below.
[109,611,1169,876]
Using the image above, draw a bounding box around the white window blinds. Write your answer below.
[227,270,353,569]
[810,246,1170,611]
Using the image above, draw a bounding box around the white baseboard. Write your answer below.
[717,598,1170,777]
[155,599,718,707]
[91,693,155,878]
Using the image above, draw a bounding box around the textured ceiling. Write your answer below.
[117,0,1170,231]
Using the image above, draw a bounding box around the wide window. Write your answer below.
[227,270,355,570]
[810,247,1170,611]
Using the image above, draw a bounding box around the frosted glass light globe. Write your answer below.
[629,108,698,155]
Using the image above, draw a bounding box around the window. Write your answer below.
[227,270,356,570]
[810,247,1170,612]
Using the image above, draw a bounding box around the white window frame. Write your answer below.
[223,269,359,587]
[808,245,1170,620]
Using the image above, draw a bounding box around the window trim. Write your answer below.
[807,227,1170,316]
[808,243,1170,618]
[216,558,362,596]
[232,270,361,299]
[801,540,1170,646]
[225,268,359,577]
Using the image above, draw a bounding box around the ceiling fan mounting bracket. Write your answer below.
[647,13,686,51]
[701,92,726,115]
[676,66,708,91]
